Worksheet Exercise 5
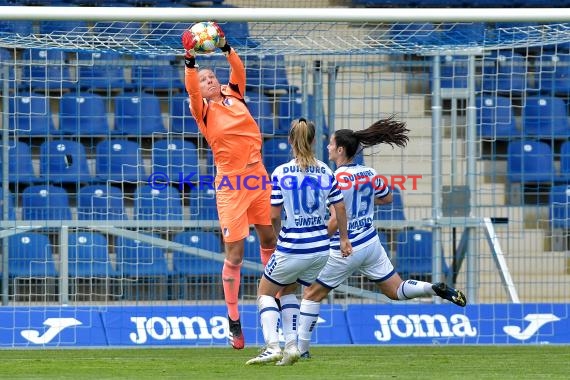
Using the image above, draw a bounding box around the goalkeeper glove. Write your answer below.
[182,30,197,68]
[212,22,230,53]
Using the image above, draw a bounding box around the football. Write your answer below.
[189,21,220,54]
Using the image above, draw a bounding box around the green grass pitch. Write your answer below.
[0,346,568,379]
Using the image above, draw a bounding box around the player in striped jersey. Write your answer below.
[296,116,467,359]
[246,118,352,366]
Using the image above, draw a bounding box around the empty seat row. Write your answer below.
[0,48,181,93]
[477,94,570,139]
[9,90,175,136]
[507,140,570,185]
[0,48,293,94]
[0,183,219,221]
[2,229,230,280]
[2,228,446,284]
[0,182,405,225]
[7,90,316,136]
[2,139,200,184]
[4,136,317,185]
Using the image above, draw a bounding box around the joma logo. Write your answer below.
[374,313,477,341]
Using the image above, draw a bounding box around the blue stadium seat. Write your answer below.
[151,138,199,182]
[395,229,450,282]
[147,20,188,47]
[172,230,222,277]
[558,141,570,183]
[0,20,33,37]
[0,48,17,91]
[480,50,527,95]
[39,139,93,183]
[260,54,298,93]
[130,54,183,91]
[76,51,127,91]
[7,232,58,278]
[277,92,328,136]
[493,22,541,45]
[58,92,110,135]
[189,187,218,220]
[244,92,274,134]
[439,22,487,46]
[522,95,570,138]
[113,91,166,135]
[68,232,118,278]
[116,234,170,277]
[39,20,88,35]
[244,55,262,90]
[134,184,184,221]
[532,52,570,95]
[436,54,469,90]
[77,184,127,220]
[244,54,297,94]
[476,95,520,139]
[9,92,56,135]
[387,22,438,47]
[1,140,42,183]
[263,137,291,176]
[168,94,199,134]
[375,186,406,222]
[549,185,570,230]
[95,139,145,183]
[115,233,170,300]
[21,184,73,221]
[507,140,555,184]
[90,21,144,40]
[219,19,258,48]
[0,187,16,220]
[20,48,75,92]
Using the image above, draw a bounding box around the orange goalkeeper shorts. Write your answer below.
[215,162,272,243]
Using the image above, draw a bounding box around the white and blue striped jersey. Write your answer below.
[271,159,344,255]
[330,163,390,252]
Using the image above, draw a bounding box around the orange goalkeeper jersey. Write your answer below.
[185,49,263,177]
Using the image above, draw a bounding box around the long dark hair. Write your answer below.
[334,115,409,160]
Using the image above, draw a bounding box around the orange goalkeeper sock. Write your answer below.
[260,246,275,267]
[222,259,242,321]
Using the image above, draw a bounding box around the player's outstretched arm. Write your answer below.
[182,29,205,122]
[212,22,246,95]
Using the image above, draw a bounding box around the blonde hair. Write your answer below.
[289,118,316,171]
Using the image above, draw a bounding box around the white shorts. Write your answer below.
[264,250,330,287]
[316,238,395,289]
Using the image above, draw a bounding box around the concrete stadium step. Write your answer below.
[335,70,411,97]
[334,95,428,123]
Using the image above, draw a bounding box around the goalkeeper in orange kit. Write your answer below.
[182,22,277,350]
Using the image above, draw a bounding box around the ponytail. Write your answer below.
[334,115,409,160]
[289,118,317,171]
